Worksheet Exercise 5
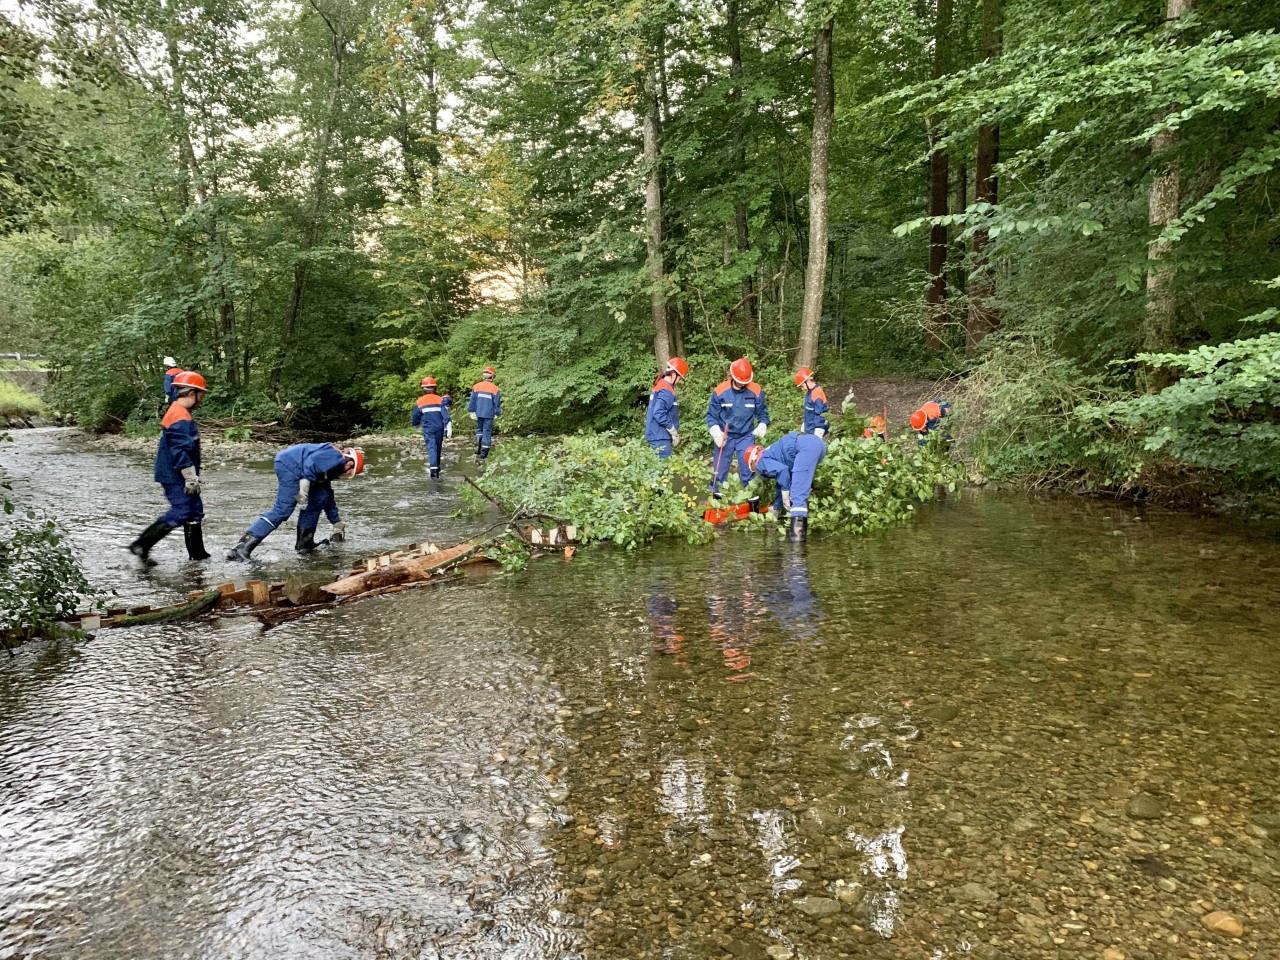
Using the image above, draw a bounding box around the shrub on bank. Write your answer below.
[0,380,46,421]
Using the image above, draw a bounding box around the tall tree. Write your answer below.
[965,0,1001,357]
[796,17,833,372]
[641,26,672,363]
[924,0,953,349]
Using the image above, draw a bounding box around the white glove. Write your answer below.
[296,478,311,506]
[181,467,201,496]
[469,412,477,421]
[669,428,680,448]
[445,422,453,439]
[753,423,768,438]
[781,490,792,511]
[710,426,725,448]
[331,521,347,542]
[814,427,826,439]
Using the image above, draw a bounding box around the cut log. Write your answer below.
[321,541,491,597]
[112,591,221,628]
[282,572,335,606]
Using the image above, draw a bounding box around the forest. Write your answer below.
[1,0,1277,496]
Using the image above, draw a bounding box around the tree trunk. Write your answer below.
[274,14,347,395]
[795,20,833,373]
[1143,0,1193,391]
[727,0,756,330]
[966,0,1002,357]
[924,0,953,350]
[641,30,671,362]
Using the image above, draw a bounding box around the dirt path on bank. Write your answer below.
[826,376,958,426]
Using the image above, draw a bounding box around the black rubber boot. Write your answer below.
[226,532,263,562]
[129,520,175,567]
[480,446,490,460]
[786,515,808,542]
[475,438,483,457]
[746,496,760,513]
[294,526,330,553]
[183,522,211,561]
[429,466,440,479]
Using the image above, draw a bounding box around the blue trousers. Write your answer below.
[710,433,754,493]
[649,439,673,460]
[422,428,444,469]
[782,434,827,516]
[248,473,339,539]
[158,482,203,526]
[475,417,495,451]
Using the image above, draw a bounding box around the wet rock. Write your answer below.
[1200,911,1244,938]
[765,946,793,960]
[921,704,960,723]
[953,882,998,904]
[793,896,841,917]
[1101,949,1126,960]
[725,940,768,960]
[1126,796,1163,819]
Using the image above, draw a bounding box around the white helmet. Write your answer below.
[163,356,177,366]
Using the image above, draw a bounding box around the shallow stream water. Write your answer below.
[1,428,1278,960]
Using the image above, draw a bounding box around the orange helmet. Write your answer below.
[172,371,208,393]
[421,376,436,389]
[342,447,365,476]
[910,410,928,431]
[794,367,814,387]
[745,444,765,471]
[483,366,496,378]
[729,358,753,384]
[869,415,886,431]
[665,357,689,379]
[922,401,942,420]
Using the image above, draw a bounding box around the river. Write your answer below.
[2,428,1278,960]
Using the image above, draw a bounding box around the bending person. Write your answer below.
[227,444,364,561]
[744,431,827,542]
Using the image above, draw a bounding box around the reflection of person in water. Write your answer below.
[646,581,686,664]
[705,553,770,682]
[764,549,824,645]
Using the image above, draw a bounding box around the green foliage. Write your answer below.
[0,380,46,419]
[1102,330,1280,485]
[805,433,965,534]
[461,436,714,549]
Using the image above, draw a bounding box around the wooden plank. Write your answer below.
[565,525,577,541]
[218,583,239,598]
[80,615,101,631]
[247,581,270,605]
[530,528,542,545]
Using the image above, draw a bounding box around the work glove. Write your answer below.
[295,478,312,506]
[469,412,477,421]
[445,422,453,439]
[331,521,347,543]
[710,426,725,448]
[814,427,826,439]
[669,428,680,448]
[753,423,768,439]
[180,467,201,496]
[781,490,792,512]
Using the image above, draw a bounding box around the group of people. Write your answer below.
[645,356,951,541]
[410,366,503,477]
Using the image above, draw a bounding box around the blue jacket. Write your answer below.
[468,380,501,419]
[154,402,200,484]
[802,386,829,434]
[275,443,349,483]
[706,380,768,438]
[645,378,679,444]
[755,432,824,487]
[163,366,183,403]
[412,392,451,433]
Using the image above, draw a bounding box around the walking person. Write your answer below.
[129,371,210,566]
[468,366,501,460]
[744,430,828,542]
[644,357,688,458]
[706,357,769,499]
[226,444,364,561]
[412,377,452,478]
[794,368,829,438]
[162,356,184,403]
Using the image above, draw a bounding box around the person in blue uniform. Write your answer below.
[910,399,952,445]
[468,366,501,459]
[162,357,184,403]
[706,357,769,498]
[745,430,827,541]
[226,444,365,560]
[644,356,688,458]
[411,376,452,478]
[130,370,210,565]
[794,367,829,438]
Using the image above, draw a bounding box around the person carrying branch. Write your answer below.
[744,430,828,542]
[129,371,210,566]
[468,366,501,460]
[227,444,364,561]
[412,376,452,478]
[706,357,769,500]
[645,356,688,459]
